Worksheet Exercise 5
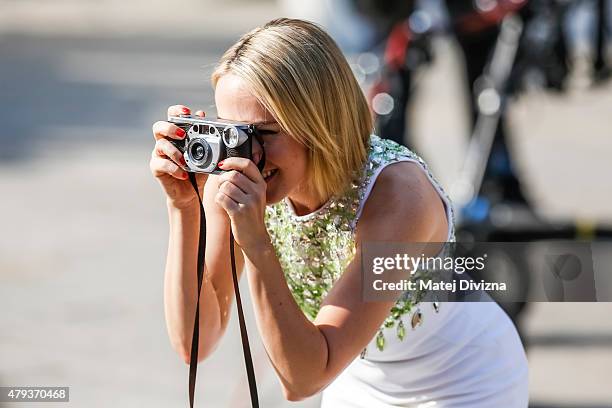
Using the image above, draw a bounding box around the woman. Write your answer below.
[150,18,528,407]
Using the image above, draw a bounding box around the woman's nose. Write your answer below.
[251,137,264,165]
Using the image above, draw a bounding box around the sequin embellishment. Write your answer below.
[264,135,455,352]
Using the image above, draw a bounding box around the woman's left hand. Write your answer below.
[215,157,269,251]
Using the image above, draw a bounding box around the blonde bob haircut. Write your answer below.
[211,18,373,202]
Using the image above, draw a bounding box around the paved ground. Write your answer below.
[1,1,611,407]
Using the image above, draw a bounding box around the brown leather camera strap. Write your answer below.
[187,173,259,407]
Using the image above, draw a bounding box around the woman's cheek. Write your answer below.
[264,145,277,162]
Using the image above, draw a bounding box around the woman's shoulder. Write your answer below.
[355,136,451,243]
[358,135,438,203]
[366,134,423,164]
[357,160,449,242]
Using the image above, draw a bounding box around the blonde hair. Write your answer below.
[211,18,372,202]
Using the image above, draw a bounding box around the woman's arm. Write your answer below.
[163,177,246,364]
[239,161,449,400]
[153,105,246,364]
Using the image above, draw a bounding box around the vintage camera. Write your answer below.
[168,115,262,174]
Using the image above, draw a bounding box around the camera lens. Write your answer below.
[192,144,205,161]
[187,138,210,166]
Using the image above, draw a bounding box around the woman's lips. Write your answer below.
[263,168,278,182]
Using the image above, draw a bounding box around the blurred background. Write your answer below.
[1,0,611,407]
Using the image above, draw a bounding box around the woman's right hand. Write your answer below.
[150,105,208,209]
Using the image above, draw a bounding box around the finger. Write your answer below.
[215,190,240,215]
[150,156,189,180]
[152,121,187,141]
[154,138,187,167]
[219,157,263,184]
[219,180,249,204]
[167,105,191,117]
[195,110,206,117]
[217,170,257,195]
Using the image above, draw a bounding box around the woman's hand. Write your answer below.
[150,105,208,209]
[214,157,269,251]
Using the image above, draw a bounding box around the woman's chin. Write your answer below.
[265,188,286,206]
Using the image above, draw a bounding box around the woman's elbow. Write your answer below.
[174,345,199,366]
[173,339,216,365]
[179,348,193,365]
[283,387,307,402]
[281,355,329,400]
[282,382,323,402]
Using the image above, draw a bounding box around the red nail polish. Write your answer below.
[176,128,186,137]
[218,160,224,167]
[181,107,190,114]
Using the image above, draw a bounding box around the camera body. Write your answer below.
[168,115,258,174]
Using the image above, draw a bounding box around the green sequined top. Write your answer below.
[264,135,455,352]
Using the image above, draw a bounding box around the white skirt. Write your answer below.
[320,301,528,408]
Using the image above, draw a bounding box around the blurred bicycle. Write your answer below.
[348,0,612,343]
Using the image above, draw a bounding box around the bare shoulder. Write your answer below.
[356,161,449,242]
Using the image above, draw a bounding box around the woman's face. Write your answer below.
[215,74,310,206]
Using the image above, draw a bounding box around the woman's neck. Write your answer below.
[287,191,328,216]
